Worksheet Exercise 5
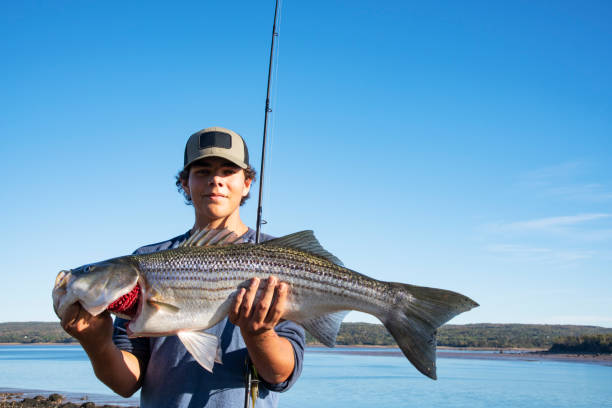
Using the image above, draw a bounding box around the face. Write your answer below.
[181,157,252,223]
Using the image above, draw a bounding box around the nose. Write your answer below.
[208,171,225,186]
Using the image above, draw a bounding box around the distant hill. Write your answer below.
[437,323,612,348]
[2,321,612,350]
[0,322,75,343]
[308,322,612,349]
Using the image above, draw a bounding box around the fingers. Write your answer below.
[253,276,277,323]
[230,276,289,333]
[229,288,246,324]
[240,277,260,321]
[60,302,113,345]
[60,302,83,331]
[265,282,288,325]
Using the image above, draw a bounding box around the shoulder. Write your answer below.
[133,231,191,255]
[241,228,275,243]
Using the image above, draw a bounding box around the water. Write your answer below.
[1,345,611,407]
[288,348,612,408]
[0,345,139,406]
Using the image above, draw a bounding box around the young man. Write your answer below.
[61,127,305,407]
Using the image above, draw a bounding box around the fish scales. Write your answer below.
[146,245,387,304]
[134,245,388,314]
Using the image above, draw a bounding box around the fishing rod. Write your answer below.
[255,0,280,245]
[246,3,280,407]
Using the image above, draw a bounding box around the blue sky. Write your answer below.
[1,1,611,326]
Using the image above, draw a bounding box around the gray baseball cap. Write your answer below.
[183,127,250,169]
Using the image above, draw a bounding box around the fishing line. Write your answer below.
[255,0,280,244]
[261,0,283,233]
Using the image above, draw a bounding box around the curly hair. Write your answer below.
[175,163,257,206]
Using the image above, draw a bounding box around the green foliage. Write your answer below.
[438,324,612,348]
[0,322,76,344]
[305,322,612,350]
[549,334,612,353]
[335,323,394,345]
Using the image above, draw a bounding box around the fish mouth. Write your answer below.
[54,270,70,290]
[52,270,74,318]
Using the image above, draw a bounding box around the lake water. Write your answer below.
[1,345,611,407]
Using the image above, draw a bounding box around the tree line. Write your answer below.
[306,322,612,351]
[549,334,612,353]
[2,322,611,352]
[0,322,75,343]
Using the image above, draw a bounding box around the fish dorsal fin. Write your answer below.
[180,228,245,248]
[262,230,344,266]
[301,311,349,347]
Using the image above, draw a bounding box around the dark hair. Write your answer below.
[175,162,256,206]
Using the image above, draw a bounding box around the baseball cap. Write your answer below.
[183,127,250,169]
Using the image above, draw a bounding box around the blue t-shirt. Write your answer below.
[112,228,306,408]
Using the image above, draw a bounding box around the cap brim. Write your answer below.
[184,152,248,169]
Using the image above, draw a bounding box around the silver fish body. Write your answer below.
[53,230,478,379]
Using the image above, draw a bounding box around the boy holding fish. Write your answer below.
[60,127,305,408]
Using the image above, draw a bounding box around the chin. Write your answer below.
[202,207,232,220]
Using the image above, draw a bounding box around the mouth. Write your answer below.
[205,193,228,202]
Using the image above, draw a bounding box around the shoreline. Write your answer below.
[307,343,547,352]
[3,343,610,366]
[0,389,137,408]
[306,345,612,366]
[0,343,76,346]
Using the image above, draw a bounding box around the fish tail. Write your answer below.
[381,282,478,380]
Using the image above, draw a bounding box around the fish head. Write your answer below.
[52,256,140,320]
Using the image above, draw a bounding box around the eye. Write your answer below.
[84,265,91,273]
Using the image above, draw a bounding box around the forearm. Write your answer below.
[60,305,142,398]
[81,339,142,398]
[242,329,295,384]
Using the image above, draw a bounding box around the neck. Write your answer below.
[192,211,249,237]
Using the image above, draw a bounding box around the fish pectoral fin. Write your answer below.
[301,311,349,347]
[146,299,180,313]
[177,331,219,372]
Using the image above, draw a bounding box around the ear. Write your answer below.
[181,176,191,197]
[242,176,252,197]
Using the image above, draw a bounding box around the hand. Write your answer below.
[229,276,289,337]
[61,303,142,397]
[60,302,113,350]
[229,276,295,384]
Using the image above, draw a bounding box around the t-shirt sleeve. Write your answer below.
[259,320,306,393]
[112,317,151,370]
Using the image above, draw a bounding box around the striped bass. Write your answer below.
[53,229,478,379]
